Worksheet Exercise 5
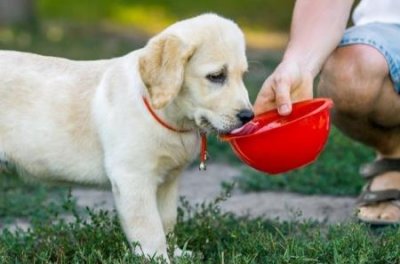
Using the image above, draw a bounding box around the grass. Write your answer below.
[35,0,292,49]
[0,188,399,263]
[0,25,145,60]
[0,171,69,223]
[37,0,294,32]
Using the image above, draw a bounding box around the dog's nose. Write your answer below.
[237,109,254,125]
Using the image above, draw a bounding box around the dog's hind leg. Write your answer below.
[0,151,11,174]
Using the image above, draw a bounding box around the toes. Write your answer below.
[358,203,400,222]
[173,247,193,258]
[358,204,382,220]
[379,203,400,221]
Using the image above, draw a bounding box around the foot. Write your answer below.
[173,247,193,258]
[358,170,400,223]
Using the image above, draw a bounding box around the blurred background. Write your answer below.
[0,0,373,214]
[0,0,296,100]
[0,0,293,51]
[0,0,293,106]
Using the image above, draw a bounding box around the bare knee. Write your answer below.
[318,45,389,116]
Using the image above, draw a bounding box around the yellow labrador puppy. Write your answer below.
[0,14,252,261]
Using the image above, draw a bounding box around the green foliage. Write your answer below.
[0,207,149,263]
[0,26,143,60]
[1,188,399,263]
[38,0,114,23]
[207,136,242,165]
[37,0,294,31]
[237,126,374,196]
[176,191,400,263]
[0,171,70,223]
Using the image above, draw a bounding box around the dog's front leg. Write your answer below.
[109,168,169,262]
[157,168,192,258]
[157,168,182,234]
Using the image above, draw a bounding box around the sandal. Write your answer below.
[357,158,400,225]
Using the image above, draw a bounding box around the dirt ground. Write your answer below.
[2,163,357,232]
[72,163,357,224]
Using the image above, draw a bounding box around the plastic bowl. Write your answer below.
[221,98,333,174]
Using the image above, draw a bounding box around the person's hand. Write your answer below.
[254,60,314,116]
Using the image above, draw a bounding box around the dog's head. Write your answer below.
[139,14,253,134]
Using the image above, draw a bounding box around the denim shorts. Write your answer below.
[339,22,400,93]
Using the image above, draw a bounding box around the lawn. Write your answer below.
[0,15,396,263]
[1,188,399,263]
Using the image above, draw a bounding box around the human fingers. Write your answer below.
[272,79,292,116]
[253,78,276,115]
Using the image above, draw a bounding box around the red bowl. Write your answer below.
[221,98,333,174]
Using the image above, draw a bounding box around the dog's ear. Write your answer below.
[139,34,195,109]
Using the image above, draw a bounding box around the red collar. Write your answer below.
[142,97,208,170]
[143,97,191,133]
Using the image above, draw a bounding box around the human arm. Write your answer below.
[254,0,354,115]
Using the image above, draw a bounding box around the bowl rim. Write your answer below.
[221,98,333,141]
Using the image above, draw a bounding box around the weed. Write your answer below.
[1,178,399,263]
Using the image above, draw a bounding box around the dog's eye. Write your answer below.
[206,72,226,84]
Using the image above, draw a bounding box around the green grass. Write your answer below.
[37,0,294,32]
[0,189,399,263]
[0,171,71,224]
[0,25,144,60]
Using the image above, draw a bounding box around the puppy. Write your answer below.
[0,14,252,261]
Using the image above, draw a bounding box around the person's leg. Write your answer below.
[318,44,400,222]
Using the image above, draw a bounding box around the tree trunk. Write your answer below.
[0,0,35,25]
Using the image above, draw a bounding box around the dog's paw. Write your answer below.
[173,247,193,258]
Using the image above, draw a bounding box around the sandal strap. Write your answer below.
[359,158,400,179]
[391,200,400,210]
[392,200,400,208]
[357,189,400,206]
